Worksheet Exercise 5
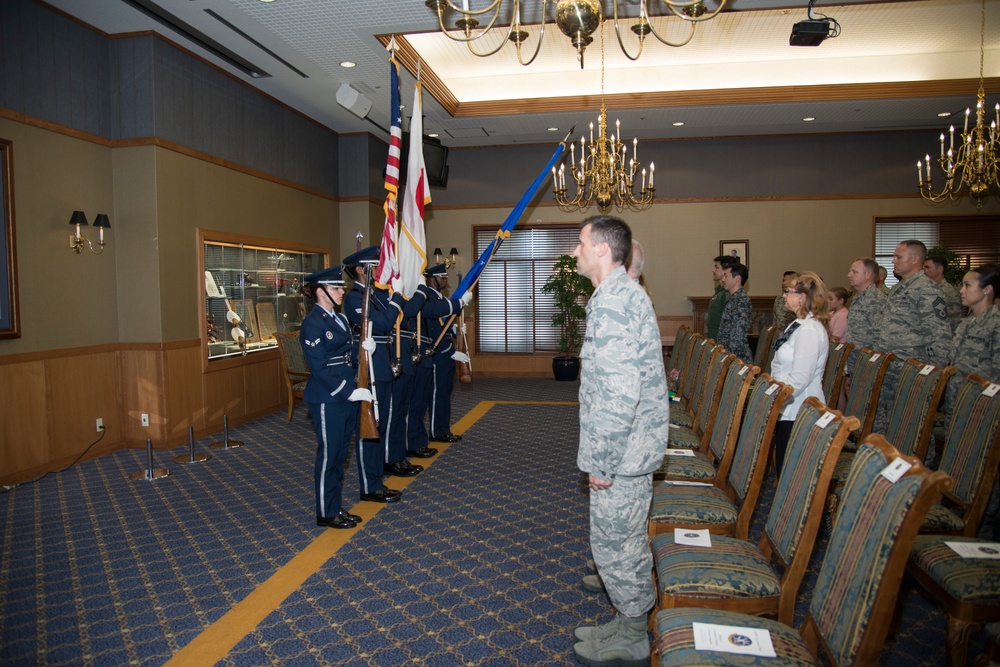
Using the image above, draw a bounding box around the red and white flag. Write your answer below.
[375,57,402,290]
[397,80,429,298]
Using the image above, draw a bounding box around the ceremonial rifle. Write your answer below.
[356,263,379,439]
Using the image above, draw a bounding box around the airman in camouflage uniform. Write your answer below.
[844,259,887,352]
[944,266,1000,417]
[572,216,669,667]
[873,241,952,434]
[717,263,753,364]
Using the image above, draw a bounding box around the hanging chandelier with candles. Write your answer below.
[918,0,998,209]
[553,26,655,213]
[425,0,726,69]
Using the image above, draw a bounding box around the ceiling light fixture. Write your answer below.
[553,24,654,212]
[340,61,357,68]
[425,0,726,69]
[672,121,684,126]
[803,117,815,121]
[918,0,998,209]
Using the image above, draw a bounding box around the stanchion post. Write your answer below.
[130,438,171,481]
[173,425,211,464]
[210,415,244,449]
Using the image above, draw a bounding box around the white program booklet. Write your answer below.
[692,622,777,657]
[946,541,1000,559]
[674,528,712,547]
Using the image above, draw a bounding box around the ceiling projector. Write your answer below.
[789,19,832,46]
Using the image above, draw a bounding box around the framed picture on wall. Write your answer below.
[720,239,749,269]
[0,138,20,340]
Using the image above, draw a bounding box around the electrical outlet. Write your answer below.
[96,418,104,432]
[141,413,149,427]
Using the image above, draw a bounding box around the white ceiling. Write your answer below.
[42,0,1000,147]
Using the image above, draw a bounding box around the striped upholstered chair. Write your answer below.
[822,339,854,407]
[830,358,955,488]
[842,346,895,445]
[656,358,756,484]
[653,437,950,667]
[752,324,780,374]
[920,373,1000,537]
[648,375,791,540]
[666,349,734,450]
[670,343,723,430]
[650,400,857,625]
[667,325,692,375]
[274,331,310,423]
[676,335,709,413]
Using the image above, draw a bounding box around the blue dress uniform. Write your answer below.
[421,270,465,442]
[300,267,360,529]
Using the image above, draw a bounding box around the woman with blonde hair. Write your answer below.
[770,271,830,475]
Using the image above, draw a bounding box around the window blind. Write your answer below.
[875,216,1000,287]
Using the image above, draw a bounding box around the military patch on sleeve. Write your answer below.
[326,331,334,339]
[932,296,947,320]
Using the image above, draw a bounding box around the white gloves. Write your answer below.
[460,292,473,307]
[391,277,402,294]
[348,388,373,402]
[452,351,470,363]
[461,324,467,335]
[361,337,376,353]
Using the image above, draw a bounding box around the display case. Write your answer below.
[199,230,328,363]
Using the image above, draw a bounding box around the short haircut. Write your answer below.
[855,257,880,277]
[728,263,749,287]
[877,265,888,278]
[971,263,1000,296]
[783,271,798,278]
[582,215,632,265]
[627,240,645,275]
[900,239,928,261]
[926,254,948,270]
[713,255,737,269]
[829,286,850,303]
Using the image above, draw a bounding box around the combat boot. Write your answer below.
[573,613,649,667]
[581,573,606,593]
[573,612,625,643]
[585,558,597,574]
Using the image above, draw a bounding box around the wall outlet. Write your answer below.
[141,413,149,427]
[96,418,104,432]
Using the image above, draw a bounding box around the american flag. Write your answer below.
[397,79,429,298]
[375,57,402,289]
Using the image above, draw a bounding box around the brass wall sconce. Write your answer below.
[69,210,111,254]
[434,247,460,269]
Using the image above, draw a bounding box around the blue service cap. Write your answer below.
[304,266,346,286]
[424,263,448,278]
[342,246,380,269]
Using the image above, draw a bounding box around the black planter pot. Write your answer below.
[552,356,580,381]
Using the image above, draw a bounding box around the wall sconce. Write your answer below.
[434,247,459,269]
[69,210,111,254]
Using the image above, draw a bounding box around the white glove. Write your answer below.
[348,388,373,402]
[461,323,467,335]
[391,276,403,294]
[460,292,473,307]
[361,337,376,353]
[452,351,470,363]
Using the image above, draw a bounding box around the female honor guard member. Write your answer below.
[300,267,371,529]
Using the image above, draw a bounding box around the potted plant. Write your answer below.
[541,254,595,381]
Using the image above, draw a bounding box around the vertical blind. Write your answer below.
[874,216,1000,287]
[473,225,581,353]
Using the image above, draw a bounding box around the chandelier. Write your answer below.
[424,0,726,69]
[553,27,654,213]
[918,0,998,209]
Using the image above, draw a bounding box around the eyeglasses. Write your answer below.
[782,289,797,294]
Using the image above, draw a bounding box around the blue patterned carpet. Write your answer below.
[0,378,977,665]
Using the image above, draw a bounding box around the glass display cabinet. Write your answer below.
[199,230,328,362]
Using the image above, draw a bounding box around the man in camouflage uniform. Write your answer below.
[873,240,952,434]
[706,255,734,340]
[717,263,753,363]
[572,215,669,667]
[845,258,887,352]
[923,255,964,331]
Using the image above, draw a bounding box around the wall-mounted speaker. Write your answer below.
[336,83,372,119]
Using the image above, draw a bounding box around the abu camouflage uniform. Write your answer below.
[844,283,887,371]
[945,305,1000,415]
[578,264,669,618]
[873,272,952,433]
[936,280,964,332]
[717,288,753,364]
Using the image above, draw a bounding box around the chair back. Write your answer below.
[803,436,950,666]
[843,347,895,441]
[275,332,310,376]
[724,374,791,538]
[765,400,859,591]
[703,359,757,477]
[691,347,732,438]
[753,325,780,372]
[680,336,709,405]
[686,343,720,426]
[823,339,854,406]
[667,325,692,373]
[937,374,1000,528]
[884,359,956,460]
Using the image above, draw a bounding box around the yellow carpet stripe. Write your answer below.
[164,399,576,666]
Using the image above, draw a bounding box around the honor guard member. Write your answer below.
[300,267,368,529]
[422,264,472,443]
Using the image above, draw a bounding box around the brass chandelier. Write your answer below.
[425,0,726,69]
[553,28,654,213]
[918,0,998,209]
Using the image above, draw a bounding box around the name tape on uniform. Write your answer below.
[880,458,912,484]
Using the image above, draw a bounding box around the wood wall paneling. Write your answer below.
[119,348,165,444]
[162,343,206,442]
[244,356,281,416]
[0,360,50,475]
[47,351,121,461]
[204,365,248,427]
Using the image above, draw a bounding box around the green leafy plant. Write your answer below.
[927,244,967,286]
[541,255,595,357]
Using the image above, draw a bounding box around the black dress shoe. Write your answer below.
[384,460,423,477]
[430,433,462,443]
[316,514,356,529]
[337,510,361,524]
[359,488,401,503]
[406,446,438,458]
[382,486,402,498]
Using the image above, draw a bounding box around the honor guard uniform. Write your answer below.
[300,266,364,529]
[421,264,472,443]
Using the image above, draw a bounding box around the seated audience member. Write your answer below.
[923,254,964,331]
[772,271,798,329]
[717,263,753,364]
[826,286,849,341]
[769,271,830,475]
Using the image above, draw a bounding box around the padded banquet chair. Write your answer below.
[677,335,710,414]
[667,325,692,375]
[653,438,950,667]
[274,332,310,423]
[822,339,854,407]
[752,324,780,374]
[841,346,895,445]
[650,404,858,626]
[666,348,732,449]
[648,376,791,540]
[670,343,722,430]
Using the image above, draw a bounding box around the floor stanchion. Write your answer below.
[173,426,211,464]
[209,415,244,449]
[130,438,171,481]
